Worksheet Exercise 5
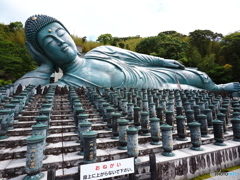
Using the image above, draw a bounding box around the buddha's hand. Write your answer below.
[163,59,185,69]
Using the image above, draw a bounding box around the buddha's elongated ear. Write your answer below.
[26,41,54,68]
[26,41,41,65]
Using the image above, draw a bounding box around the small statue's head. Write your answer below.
[25,15,79,65]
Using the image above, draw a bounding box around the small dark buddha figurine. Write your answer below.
[14,14,240,94]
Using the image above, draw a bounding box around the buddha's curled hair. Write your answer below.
[25,14,70,55]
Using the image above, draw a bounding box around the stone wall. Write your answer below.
[156,145,240,180]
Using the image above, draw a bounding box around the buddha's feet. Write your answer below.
[218,82,240,93]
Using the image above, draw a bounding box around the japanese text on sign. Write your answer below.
[80,157,134,180]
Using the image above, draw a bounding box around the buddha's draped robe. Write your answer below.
[59,46,219,91]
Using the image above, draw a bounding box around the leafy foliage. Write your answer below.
[219,32,240,81]
[136,33,189,61]
[189,30,223,58]
[136,36,161,55]
[72,34,143,53]
[71,34,102,53]
[0,22,37,86]
[111,36,143,51]
[96,34,113,45]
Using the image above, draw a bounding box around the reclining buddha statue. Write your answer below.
[14,14,240,94]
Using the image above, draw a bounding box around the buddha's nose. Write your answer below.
[54,36,65,46]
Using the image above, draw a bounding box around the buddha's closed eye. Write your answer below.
[44,37,53,46]
[56,28,66,37]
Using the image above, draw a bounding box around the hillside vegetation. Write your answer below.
[1,22,239,86]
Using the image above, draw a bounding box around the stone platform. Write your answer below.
[0,87,240,180]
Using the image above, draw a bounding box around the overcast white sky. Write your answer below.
[1,0,240,41]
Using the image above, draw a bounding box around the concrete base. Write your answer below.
[1,92,240,180]
[148,140,240,180]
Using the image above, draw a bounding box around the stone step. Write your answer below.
[6,125,117,138]
[7,125,76,136]
[14,119,75,128]
[20,108,98,116]
[23,105,73,111]
[0,132,78,149]
[5,113,234,144]
[51,115,73,120]
[24,96,93,106]
[27,98,44,102]
[65,113,101,119]
[1,128,113,148]
[17,114,74,121]
[23,105,42,110]
[82,103,95,108]
[20,110,73,116]
[1,125,234,155]
[0,135,237,179]
[13,116,103,128]
[14,118,130,129]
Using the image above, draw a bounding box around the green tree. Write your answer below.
[0,22,37,85]
[220,32,240,81]
[110,37,120,46]
[113,36,143,51]
[118,42,125,48]
[207,64,233,84]
[159,31,186,38]
[82,36,87,42]
[8,22,23,32]
[185,46,202,67]
[136,36,161,55]
[0,39,36,82]
[97,34,113,45]
[136,33,189,61]
[156,33,189,60]
[189,30,222,58]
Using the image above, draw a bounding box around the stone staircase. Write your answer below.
[0,86,240,180]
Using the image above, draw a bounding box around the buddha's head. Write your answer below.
[25,15,79,66]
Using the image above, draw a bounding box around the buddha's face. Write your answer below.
[37,22,78,66]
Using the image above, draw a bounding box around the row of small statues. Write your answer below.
[1,84,239,179]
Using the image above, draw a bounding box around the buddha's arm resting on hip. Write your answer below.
[85,45,185,69]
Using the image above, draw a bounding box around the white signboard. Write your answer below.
[80,157,134,180]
